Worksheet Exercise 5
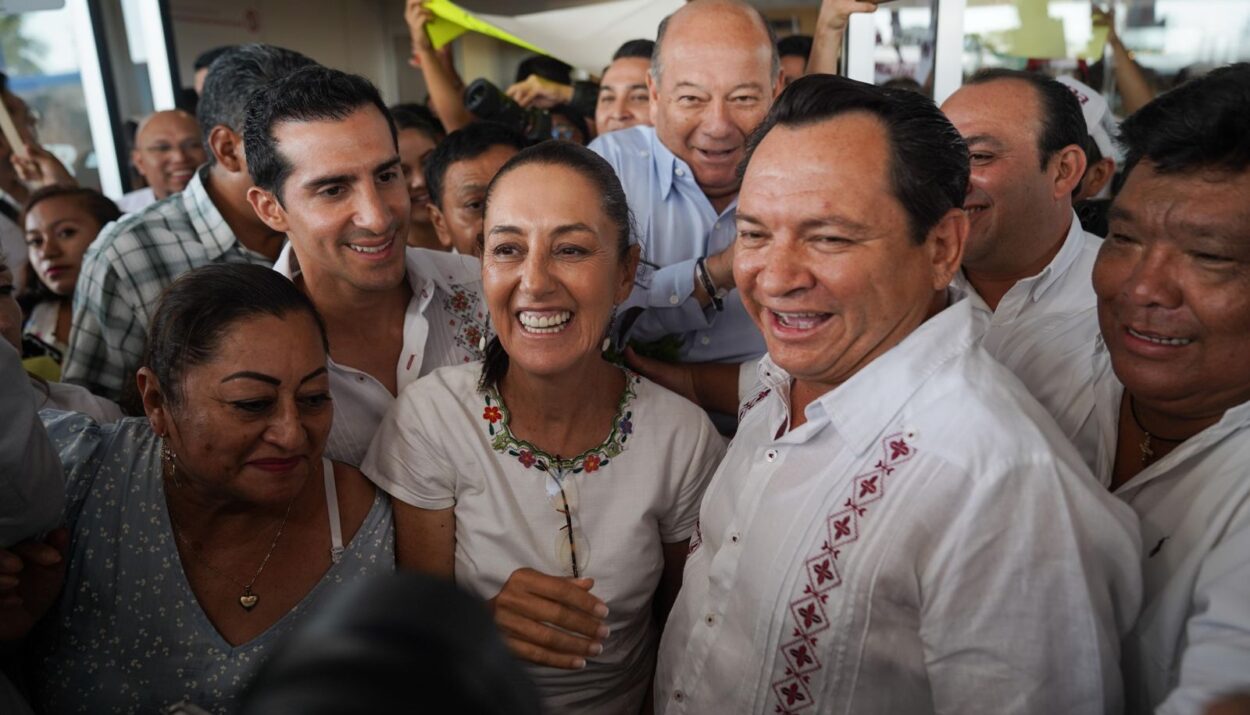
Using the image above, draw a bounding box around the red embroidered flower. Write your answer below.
[518,450,536,468]
[583,454,602,472]
[483,406,502,423]
[450,291,470,312]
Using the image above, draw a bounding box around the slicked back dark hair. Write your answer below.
[197,44,315,167]
[965,68,1087,171]
[1118,62,1250,179]
[143,263,328,406]
[740,74,968,244]
[424,121,527,210]
[612,39,655,61]
[244,65,396,205]
[477,141,636,389]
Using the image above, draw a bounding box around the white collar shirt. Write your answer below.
[953,210,1102,364]
[273,243,488,466]
[655,297,1142,715]
[1038,336,1250,715]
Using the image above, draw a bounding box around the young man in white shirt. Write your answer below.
[1013,63,1250,715]
[655,74,1141,715]
[245,66,487,467]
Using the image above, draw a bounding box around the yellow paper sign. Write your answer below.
[423,0,549,56]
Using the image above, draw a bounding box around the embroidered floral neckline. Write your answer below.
[481,371,639,474]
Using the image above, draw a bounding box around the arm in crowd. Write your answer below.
[1094,5,1156,115]
[507,75,600,119]
[806,0,892,76]
[406,0,473,132]
[0,340,63,548]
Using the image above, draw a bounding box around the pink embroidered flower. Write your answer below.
[518,450,536,468]
[583,454,602,472]
[483,406,502,423]
[450,291,470,312]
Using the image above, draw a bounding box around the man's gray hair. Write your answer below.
[650,4,781,87]
[197,43,316,166]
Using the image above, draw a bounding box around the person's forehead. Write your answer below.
[276,109,396,171]
[139,112,199,140]
[1114,162,1250,236]
[28,195,91,223]
[602,57,649,87]
[943,80,1041,140]
[742,114,893,207]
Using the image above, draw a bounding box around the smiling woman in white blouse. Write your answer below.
[363,141,725,714]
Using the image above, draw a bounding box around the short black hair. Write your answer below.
[965,68,1087,170]
[244,65,396,204]
[143,263,328,406]
[424,122,527,210]
[741,74,968,244]
[1118,62,1250,179]
[479,141,635,389]
[194,45,236,72]
[612,39,655,62]
[777,34,813,60]
[515,55,572,85]
[197,44,315,166]
[390,102,445,141]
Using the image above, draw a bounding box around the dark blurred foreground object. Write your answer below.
[465,78,552,145]
[239,572,543,715]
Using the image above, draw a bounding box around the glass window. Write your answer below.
[1,7,103,189]
[873,0,939,96]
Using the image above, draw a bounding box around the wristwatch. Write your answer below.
[695,257,729,312]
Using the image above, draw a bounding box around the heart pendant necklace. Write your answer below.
[167,490,298,613]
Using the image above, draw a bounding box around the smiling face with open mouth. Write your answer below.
[252,105,410,295]
[649,5,779,209]
[735,114,960,397]
[132,109,207,200]
[1094,160,1250,416]
[482,162,636,380]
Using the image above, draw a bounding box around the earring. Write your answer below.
[602,305,619,353]
[602,336,611,352]
[160,439,180,487]
[478,334,487,352]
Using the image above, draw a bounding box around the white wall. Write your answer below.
[168,0,401,102]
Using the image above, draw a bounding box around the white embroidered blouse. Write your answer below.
[363,363,725,715]
[655,297,1143,715]
[273,243,489,466]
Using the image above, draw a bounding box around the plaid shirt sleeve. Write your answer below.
[62,237,147,402]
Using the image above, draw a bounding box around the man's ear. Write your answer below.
[207,125,246,174]
[247,186,289,234]
[646,71,660,126]
[429,204,453,250]
[1075,157,1116,202]
[137,367,169,436]
[925,207,969,291]
[130,149,148,180]
[1050,143,1088,200]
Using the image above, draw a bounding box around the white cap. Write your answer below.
[1056,75,1120,165]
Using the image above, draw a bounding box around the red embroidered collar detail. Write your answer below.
[770,433,916,714]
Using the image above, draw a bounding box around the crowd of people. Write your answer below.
[1,0,1248,713]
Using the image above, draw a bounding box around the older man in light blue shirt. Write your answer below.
[590,0,781,364]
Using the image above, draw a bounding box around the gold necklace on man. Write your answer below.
[1128,396,1188,466]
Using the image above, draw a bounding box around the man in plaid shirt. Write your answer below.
[62,44,314,403]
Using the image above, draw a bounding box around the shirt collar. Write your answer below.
[274,241,483,309]
[180,166,240,260]
[1026,209,1091,303]
[648,127,701,202]
[759,294,979,456]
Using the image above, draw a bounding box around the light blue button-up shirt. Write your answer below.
[590,126,766,363]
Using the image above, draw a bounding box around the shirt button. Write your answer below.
[700,336,710,345]
[705,613,716,627]
[669,294,680,305]
[765,449,778,462]
[676,168,685,176]
[673,690,685,702]
[730,533,740,544]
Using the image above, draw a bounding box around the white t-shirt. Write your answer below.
[657,297,1142,715]
[363,363,726,714]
